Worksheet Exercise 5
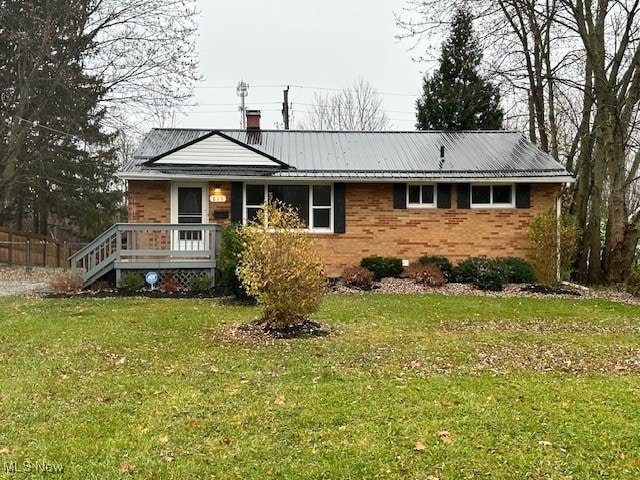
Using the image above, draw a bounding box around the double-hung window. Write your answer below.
[244,183,333,232]
[407,184,437,208]
[471,184,514,207]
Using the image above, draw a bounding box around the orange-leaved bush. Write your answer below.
[236,200,328,329]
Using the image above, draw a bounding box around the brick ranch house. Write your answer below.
[72,111,573,287]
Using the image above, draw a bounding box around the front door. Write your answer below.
[172,184,208,251]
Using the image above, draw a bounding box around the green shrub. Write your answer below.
[118,272,145,292]
[190,274,212,293]
[529,210,581,283]
[418,255,454,280]
[360,256,403,281]
[237,200,328,329]
[341,265,375,290]
[217,223,248,298]
[405,262,447,287]
[495,257,536,284]
[455,256,506,291]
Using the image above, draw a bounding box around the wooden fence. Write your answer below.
[0,227,84,268]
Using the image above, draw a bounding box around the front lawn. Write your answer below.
[1,294,639,479]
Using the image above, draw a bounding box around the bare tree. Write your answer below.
[301,79,391,131]
[397,0,640,284]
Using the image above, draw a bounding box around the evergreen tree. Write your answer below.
[416,6,503,130]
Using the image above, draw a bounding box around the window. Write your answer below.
[244,184,333,231]
[471,184,514,207]
[407,184,436,207]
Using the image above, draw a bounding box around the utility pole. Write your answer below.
[282,86,290,130]
[237,80,249,128]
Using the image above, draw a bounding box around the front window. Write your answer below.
[407,184,436,207]
[244,183,333,231]
[471,184,514,207]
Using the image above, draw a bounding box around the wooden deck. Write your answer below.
[70,223,222,288]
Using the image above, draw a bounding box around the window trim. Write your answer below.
[470,183,515,208]
[406,183,438,209]
[243,183,334,233]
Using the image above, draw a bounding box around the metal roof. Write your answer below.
[122,128,573,181]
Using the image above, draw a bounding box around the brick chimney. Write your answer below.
[246,110,261,130]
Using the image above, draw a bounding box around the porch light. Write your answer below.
[210,185,226,203]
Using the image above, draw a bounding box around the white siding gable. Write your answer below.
[155,134,278,166]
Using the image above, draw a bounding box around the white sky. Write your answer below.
[176,0,427,131]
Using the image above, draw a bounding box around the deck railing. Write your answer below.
[70,223,222,287]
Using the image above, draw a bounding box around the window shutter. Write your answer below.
[230,182,243,222]
[333,183,346,233]
[437,183,451,209]
[393,183,407,209]
[457,183,471,209]
[515,184,531,208]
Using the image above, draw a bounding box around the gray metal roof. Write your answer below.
[122,128,573,181]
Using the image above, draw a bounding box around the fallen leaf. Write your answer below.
[55,374,69,384]
[413,441,426,451]
[438,430,452,444]
[158,434,169,445]
[425,476,440,480]
[188,417,198,427]
[134,424,148,434]
[274,395,287,405]
[538,440,553,447]
[162,450,174,462]
[341,438,350,446]
[0,446,14,454]
[118,461,135,473]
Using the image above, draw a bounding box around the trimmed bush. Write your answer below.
[418,255,454,281]
[495,257,536,284]
[190,274,212,293]
[360,256,403,281]
[237,200,328,329]
[341,265,375,290]
[405,262,447,287]
[455,256,506,291]
[161,275,180,293]
[118,272,145,292]
[218,223,248,298]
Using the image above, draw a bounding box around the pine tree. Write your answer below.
[416,6,503,130]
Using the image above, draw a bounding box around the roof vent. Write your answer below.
[439,145,445,169]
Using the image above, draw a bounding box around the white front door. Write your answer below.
[171,183,209,251]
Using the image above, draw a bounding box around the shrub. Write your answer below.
[418,255,454,281]
[217,223,248,298]
[50,272,83,293]
[495,257,536,284]
[529,209,581,283]
[118,272,145,292]
[190,274,212,293]
[161,275,180,293]
[405,262,447,287]
[341,265,375,290]
[236,200,328,329]
[360,256,403,281]
[455,256,506,291]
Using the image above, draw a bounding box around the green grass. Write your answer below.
[1,293,640,479]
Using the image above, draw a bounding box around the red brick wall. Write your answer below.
[127,180,560,277]
[312,183,560,276]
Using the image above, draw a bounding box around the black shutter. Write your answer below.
[393,183,407,209]
[437,183,451,209]
[334,183,346,233]
[515,184,531,208]
[457,183,471,209]
[230,182,243,222]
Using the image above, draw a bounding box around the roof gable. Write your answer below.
[147,131,288,168]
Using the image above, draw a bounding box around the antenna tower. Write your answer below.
[237,80,249,128]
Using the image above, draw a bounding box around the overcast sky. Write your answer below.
[177,0,427,131]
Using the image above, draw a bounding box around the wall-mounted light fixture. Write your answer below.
[209,184,226,203]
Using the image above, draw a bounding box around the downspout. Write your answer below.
[556,187,563,283]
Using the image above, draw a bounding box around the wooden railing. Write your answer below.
[70,223,223,287]
[0,227,83,268]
